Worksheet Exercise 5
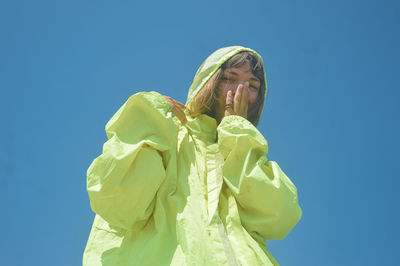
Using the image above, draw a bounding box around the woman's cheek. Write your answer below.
[218,84,230,99]
[248,91,259,104]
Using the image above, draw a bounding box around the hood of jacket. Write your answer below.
[185,46,268,119]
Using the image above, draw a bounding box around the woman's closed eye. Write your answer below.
[222,76,235,83]
[249,83,259,91]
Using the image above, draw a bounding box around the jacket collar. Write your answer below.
[184,114,217,143]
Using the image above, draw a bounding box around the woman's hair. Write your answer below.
[188,51,266,126]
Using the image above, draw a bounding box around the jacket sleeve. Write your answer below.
[87,91,177,231]
[217,115,302,240]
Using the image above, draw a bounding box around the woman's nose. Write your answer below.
[230,82,245,94]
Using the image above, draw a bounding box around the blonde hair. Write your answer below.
[188,51,265,126]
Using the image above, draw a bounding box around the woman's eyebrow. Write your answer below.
[226,71,238,76]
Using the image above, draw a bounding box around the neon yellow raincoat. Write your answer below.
[83,46,302,265]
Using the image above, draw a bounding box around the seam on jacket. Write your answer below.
[217,215,239,266]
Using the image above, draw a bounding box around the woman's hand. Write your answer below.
[224,82,249,119]
[163,96,187,125]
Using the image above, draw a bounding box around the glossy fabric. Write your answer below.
[83,47,302,265]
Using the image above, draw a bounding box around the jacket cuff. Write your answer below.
[140,91,173,115]
[217,115,267,145]
[217,115,268,158]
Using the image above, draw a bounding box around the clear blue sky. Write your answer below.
[1,0,399,265]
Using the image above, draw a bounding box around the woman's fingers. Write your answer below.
[163,95,187,125]
[163,96,186,109]
[241,82,249,117]
[174,100,187,110]
[172,105,187,125]
[224,90,234,117]
[232,83,249,119]
[234,84,243,114]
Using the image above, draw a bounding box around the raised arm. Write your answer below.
[217,115,302,240]
[87,91,177,231]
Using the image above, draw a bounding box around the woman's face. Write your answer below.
[215,62,261,122]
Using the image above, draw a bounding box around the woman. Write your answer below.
[83,46,302,265]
